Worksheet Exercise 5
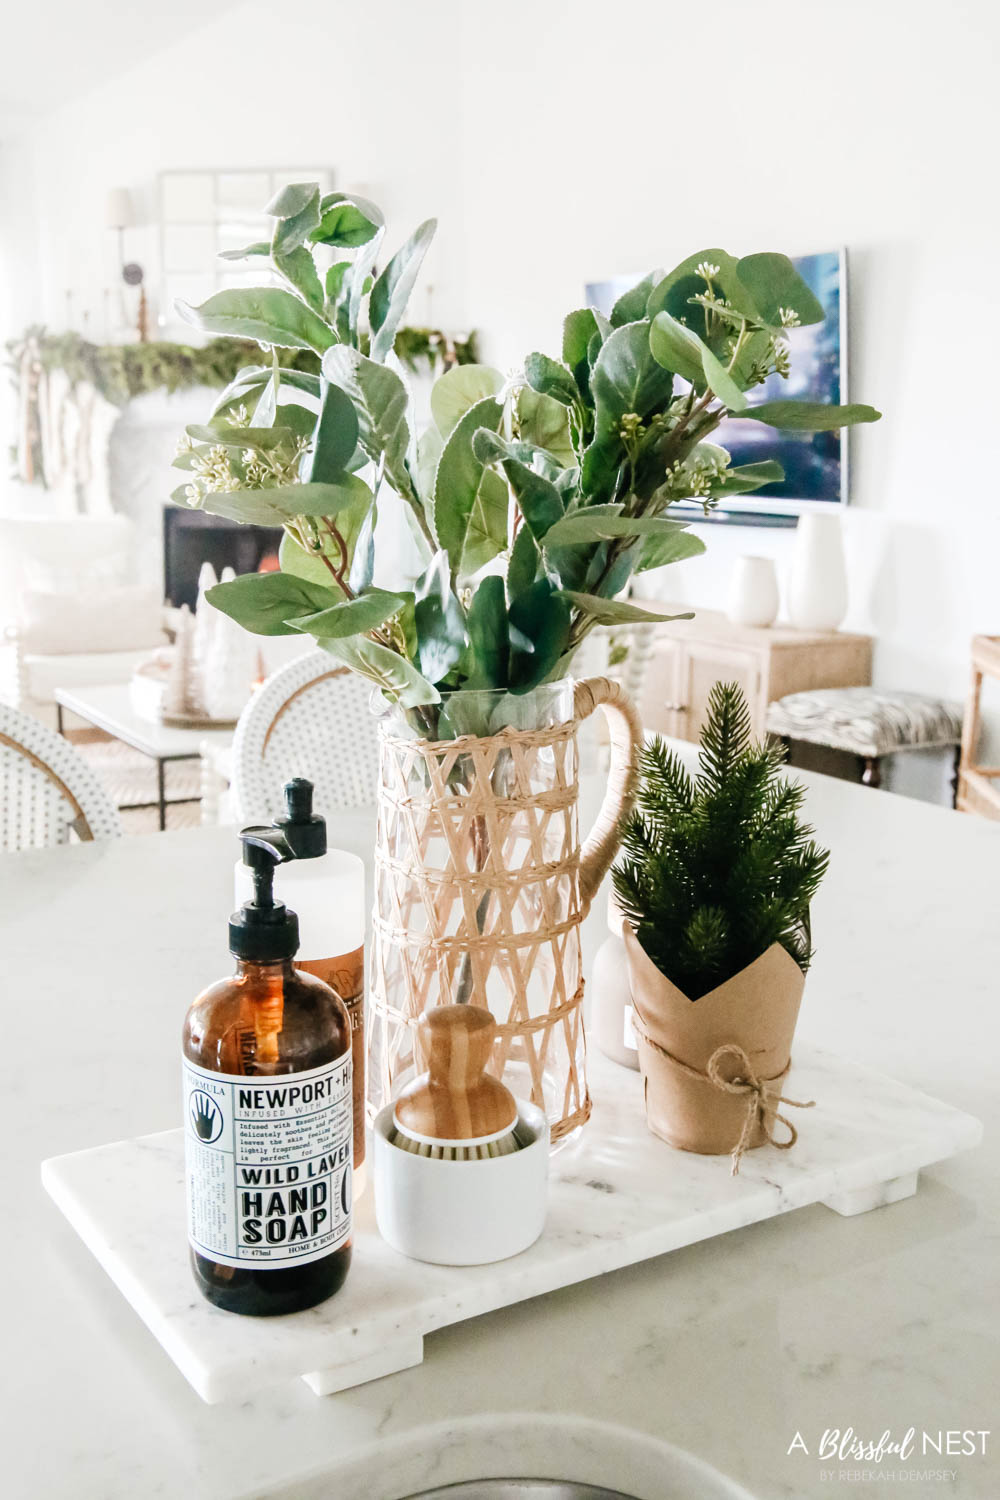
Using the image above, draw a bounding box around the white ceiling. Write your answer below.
[0,0,240,138]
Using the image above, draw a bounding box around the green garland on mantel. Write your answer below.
[7,324,480,410]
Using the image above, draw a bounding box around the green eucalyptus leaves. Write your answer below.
[173,185,881,734]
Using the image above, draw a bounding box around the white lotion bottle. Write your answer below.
[236,780,368,1194]
[590,891,640,1071]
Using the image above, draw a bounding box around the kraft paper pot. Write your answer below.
[622,925,805,1156]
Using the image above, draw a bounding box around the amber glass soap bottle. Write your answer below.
[182,822,352,1316]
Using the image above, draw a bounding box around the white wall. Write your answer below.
[0,0,468,591]
[0,0,468,342]
[3,0,997,796]
[454,0,1000,796]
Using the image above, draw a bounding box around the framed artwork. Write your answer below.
[586,249,848,527]
[158,167,333,337]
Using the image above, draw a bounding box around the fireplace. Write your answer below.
[163,507,282,609]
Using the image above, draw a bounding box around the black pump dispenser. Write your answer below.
[275,777,327,860]
[229,828,298,961]
[229,778,327,961]
[184,774,353,1317]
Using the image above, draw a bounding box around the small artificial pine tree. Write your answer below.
[613,681,830,1000]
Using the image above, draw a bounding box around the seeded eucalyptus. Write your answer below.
[173,183,881,734]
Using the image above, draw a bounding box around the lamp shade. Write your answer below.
[105,188,135,229]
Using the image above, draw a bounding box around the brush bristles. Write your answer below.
[387,1120,529,1159]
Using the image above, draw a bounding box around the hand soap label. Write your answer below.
[183,1055,352,1269]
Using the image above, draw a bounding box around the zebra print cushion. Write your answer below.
[765,688,964,757]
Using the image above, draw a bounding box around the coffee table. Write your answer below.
[54,683,234,830]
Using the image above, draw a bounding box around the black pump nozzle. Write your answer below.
[228,781,326,961]
[240,826,293,906]
[229,826,299,961]
[275,777,327,860]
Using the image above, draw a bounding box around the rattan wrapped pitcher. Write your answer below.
[367,677,643,1146]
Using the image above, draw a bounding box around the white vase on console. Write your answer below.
[728,555,779,627]
[788,512,848,630]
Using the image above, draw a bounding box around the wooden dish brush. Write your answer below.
[388,1005,528,1160]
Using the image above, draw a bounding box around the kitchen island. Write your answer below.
[3,760,997,1499]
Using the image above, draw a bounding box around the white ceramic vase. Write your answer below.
[591,892,640,1071]
[787,512,848,630]
[727,555,779,627]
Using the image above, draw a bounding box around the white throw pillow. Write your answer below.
[22,549,130,595]
[18,585,167,656]
[0,514,135,630]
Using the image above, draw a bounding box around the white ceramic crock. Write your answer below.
[787,512,848,630]
[727,554,780,627]
[373,1100,549,1265]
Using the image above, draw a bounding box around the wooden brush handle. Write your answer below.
[396,1005,518,1142]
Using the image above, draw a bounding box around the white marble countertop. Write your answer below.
[4,761,999,1499]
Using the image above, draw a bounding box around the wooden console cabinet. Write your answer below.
[634,604,873,743]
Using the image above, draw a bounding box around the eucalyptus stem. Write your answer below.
[399,463,436,552]
[666,387,718,456]
[452,746,513,1006]
[322,518,355,597]
[727,319,748,373]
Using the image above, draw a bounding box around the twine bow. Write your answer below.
[631,1017,815,1176]
[703,1043,815,1176]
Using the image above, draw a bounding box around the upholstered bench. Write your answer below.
[765,687,965,797]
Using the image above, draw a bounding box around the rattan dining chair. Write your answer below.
[231,650,382,822]
[0,703,122,850]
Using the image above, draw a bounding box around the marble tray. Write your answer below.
[42,1047,981,1405]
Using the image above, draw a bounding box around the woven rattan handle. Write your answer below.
[574,676,643,912]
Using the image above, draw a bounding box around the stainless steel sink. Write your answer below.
[257,1414,755,1500]
[405,1486,638,1499]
